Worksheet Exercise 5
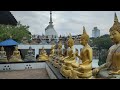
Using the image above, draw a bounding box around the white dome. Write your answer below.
[45,25,58,38]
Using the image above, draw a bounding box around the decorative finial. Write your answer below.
[69,33,72,38]
[49,11,53,25]
[114,12,119,22]
[80,26,89,42]
[109,12,120,33]
[83,26,87,34]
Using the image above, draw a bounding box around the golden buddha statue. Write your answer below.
[60,33,75,62]
[93,13,120,79]
[60,27,93,79]
[70,27,93,79]
[53,41,64,68]
[37,46,49,61]
[0,46,8,62]
[9,46,23,62]
[60,33,76,78]
[49,45,55,63]
[49,45,55,58]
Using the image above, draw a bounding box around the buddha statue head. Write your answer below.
[1,46,4,51]
[109,12,120,44]
[58,41,62,49]
[29,46,32,50]
[67,33,74,48]
[68,47,73,58]
[15,46,18,51]
[80,26,89,46]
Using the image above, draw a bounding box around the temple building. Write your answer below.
[45,11,58,43]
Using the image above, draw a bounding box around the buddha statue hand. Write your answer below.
[108,70,120,75]
[92,68,100,76]
[107,75,116,78]
[75,52,78,57]
[75,66,83,71]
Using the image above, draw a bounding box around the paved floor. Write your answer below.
[0,69,50,79]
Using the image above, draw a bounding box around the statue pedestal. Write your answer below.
[97,68,120,79]
[24,56,36,62]
[0,58,8,63]
[46,61,65,79]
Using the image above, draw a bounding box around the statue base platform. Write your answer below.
[24,56,36,62]
[46,61,65,79]
[0,59,8,63]
[97,68,120,79]
[24,59,36,62]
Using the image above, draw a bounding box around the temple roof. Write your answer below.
[0,11,17,25]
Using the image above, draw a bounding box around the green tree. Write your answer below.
[90,34,113,66]
[0,21,31,43]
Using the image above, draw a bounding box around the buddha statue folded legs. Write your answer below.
[71,60,93,79]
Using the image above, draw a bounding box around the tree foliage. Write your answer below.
[91,34,113,50]
[0,21,31,43]
[90,34,113,66]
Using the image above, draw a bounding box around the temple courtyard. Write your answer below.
[0,69,50,79]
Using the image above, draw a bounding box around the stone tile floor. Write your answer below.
[0,69,50,79]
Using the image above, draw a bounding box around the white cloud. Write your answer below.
[11,11,120,37]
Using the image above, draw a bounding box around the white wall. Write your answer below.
[18,45,83,57]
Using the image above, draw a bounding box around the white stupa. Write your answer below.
[45,11,58,42]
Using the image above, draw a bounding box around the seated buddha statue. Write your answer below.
[0,46,8,62]
[60,34,76,78]
[70,27,93,79]
[37,46,49,61]
[53,41,64,68]
[49,45,56,63]
[49,45,55,59]
[60,27,93,79]
[24,46,36,62]
[9,46,23,62]
[93,13,120,79]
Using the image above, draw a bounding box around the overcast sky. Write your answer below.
[11,11,120,37]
